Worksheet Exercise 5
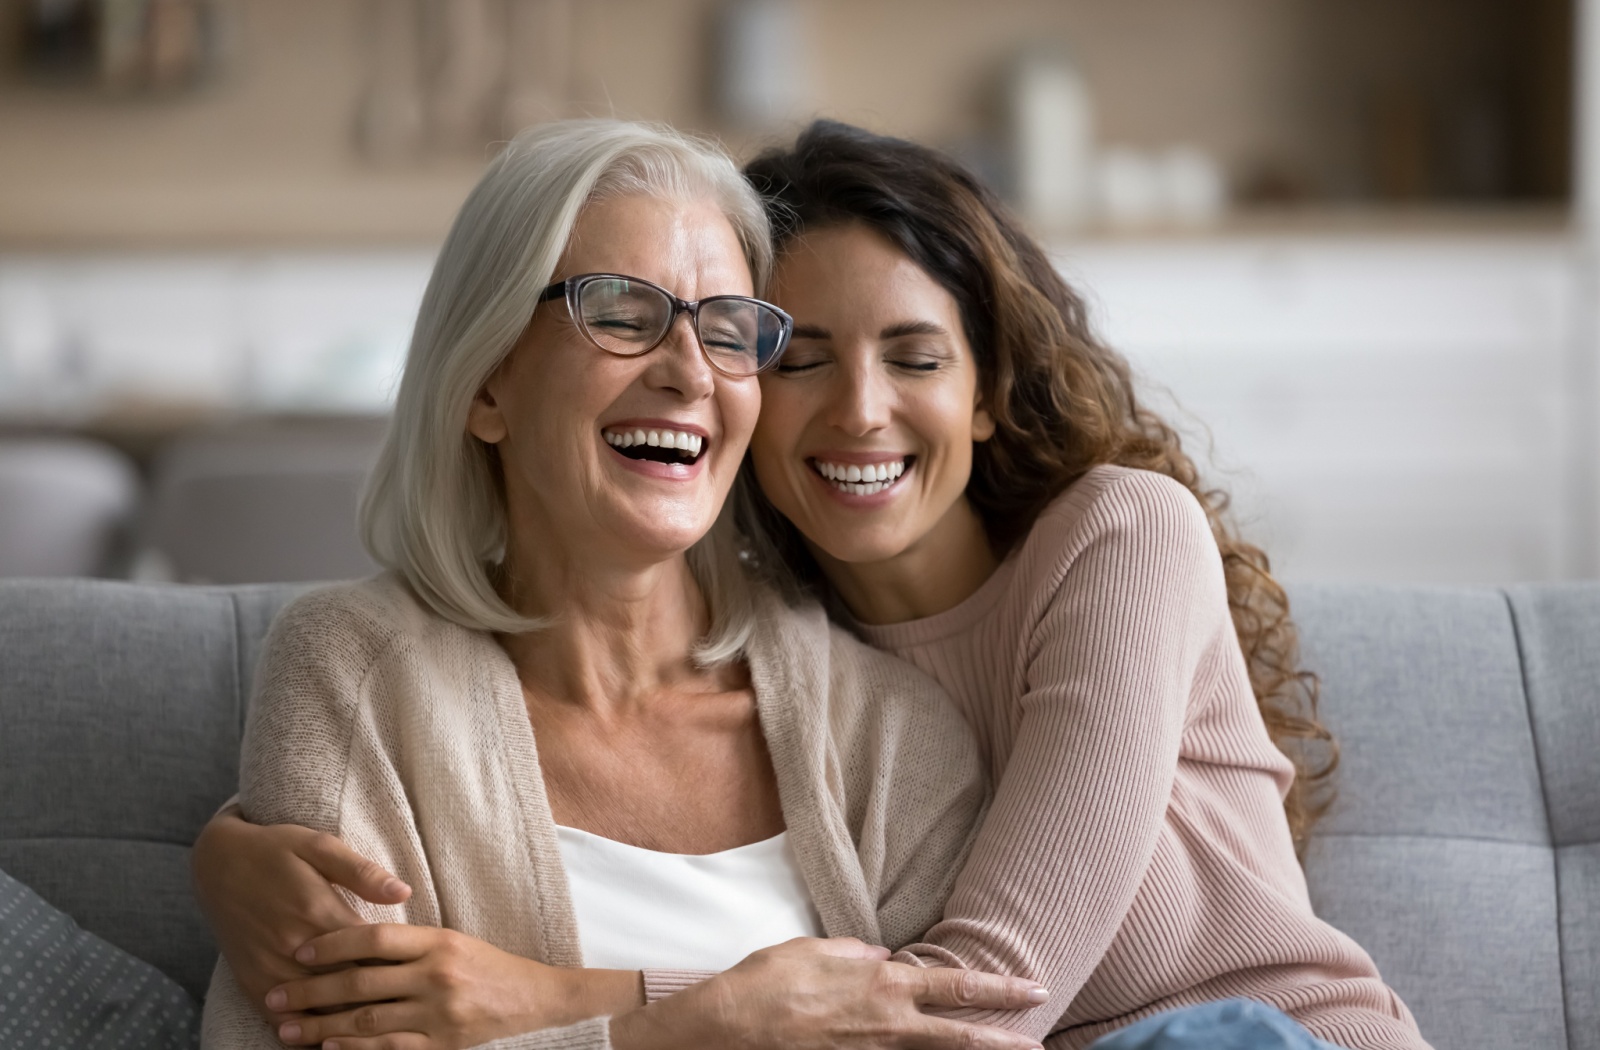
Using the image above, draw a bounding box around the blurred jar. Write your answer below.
[1006,49,1097,231]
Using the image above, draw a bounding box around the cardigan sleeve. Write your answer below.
[888,475,1220,1040]
[200,587,618,1050]
[851,643,990,953]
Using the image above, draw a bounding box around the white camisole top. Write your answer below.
[554,825,825,971]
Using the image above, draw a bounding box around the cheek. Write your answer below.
[919,387,983,476]
[749,382,812,456]
[717,379,763,456]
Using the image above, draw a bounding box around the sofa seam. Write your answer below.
[1502,587,1573,1050]
[229,590,246,736]
[1315,829,1583,846]
[1,834,200,848]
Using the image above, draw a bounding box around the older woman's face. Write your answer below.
[469,194,760,565]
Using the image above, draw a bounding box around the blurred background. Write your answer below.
[0,0,1592,586]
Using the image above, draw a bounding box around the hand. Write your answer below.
[190,808,412,1021]
[612,937,1048,1050]
[268,924,642,1050]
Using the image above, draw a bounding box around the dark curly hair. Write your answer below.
[737,119,1337,854]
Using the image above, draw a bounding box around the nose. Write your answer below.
[644,312,716,400]
[828,357,893,436]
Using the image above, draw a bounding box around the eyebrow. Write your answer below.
[789,319,950,341]
[880,320,949,340]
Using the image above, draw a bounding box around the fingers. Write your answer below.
[910,1016,1044,1050]
[275,1001,427,1047]
[295,923,440,967]
[267,962,421,1014]
[910,967,1049,1011]
[297,832,412,906]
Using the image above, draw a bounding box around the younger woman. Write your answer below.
[732,120,1428,1050]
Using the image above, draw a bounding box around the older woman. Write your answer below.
[198,119,1045,1050]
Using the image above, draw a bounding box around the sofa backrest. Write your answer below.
[0,579,304,1000]
[1292,585,1598,1050]
[0,579,1595,1049]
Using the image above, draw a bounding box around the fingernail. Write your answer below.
[278,1022,301,1041]
[382,878,407,896]
[1026,987,1050,1005]
[294,944,316,964]
[265,988,287,1011]
[326,1042,341,1050]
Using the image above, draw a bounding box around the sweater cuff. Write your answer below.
[890,947,951,970]
[640,968,716,1002]
[473,1015,612,1050]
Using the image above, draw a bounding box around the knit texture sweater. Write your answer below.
[857,465,1430,1050]
[198,572,988,1050]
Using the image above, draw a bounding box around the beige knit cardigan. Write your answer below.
[199,572,989,1050]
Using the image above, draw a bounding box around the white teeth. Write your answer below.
[603,426,705,458]
[810,457,908,496]
[812,458,906,490]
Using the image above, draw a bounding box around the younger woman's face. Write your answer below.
[750,223,994,568]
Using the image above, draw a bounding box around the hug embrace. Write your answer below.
[193,118,1433,1050]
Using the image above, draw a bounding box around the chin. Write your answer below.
[812,531,910,568]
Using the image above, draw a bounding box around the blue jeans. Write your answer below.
[1085,998,1345,1050]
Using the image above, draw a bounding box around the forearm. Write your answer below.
[892,508,1209,1032]
[560,969,647,1025]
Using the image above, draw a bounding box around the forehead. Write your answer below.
[772,223,960,323]
[558,194,754,296]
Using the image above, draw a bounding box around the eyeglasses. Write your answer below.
[537,273,793,378]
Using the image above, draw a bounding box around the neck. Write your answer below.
[495,530,710,716]
[812,496,1000,625]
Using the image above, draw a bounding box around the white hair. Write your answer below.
[360,119,770,664]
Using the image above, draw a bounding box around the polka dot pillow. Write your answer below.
[0,865,199,1049]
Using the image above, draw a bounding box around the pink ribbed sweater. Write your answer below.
[856,465,1429,1050]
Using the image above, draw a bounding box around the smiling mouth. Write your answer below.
[603,426,706,466]
[809,456,912,496]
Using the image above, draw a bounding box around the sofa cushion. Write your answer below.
[0,580,303,1000]
[1289,585,1566,1050]
[0,864,199,1048]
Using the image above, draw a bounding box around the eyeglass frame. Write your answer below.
[536,272,794,378]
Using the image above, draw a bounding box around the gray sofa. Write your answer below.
[0,579,1595,1050]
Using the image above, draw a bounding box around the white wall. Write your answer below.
[1061,231,1584,584]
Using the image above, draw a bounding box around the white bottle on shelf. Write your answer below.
[1008,50,1096,231]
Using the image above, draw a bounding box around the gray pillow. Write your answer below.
[0,866,199,1049]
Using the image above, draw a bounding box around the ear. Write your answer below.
[466,380,508,445]
[971,400,996,443]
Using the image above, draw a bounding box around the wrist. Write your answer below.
[530,966,644,1030]
[609,999,693,1050]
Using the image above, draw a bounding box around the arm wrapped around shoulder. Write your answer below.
[824,628,991,952]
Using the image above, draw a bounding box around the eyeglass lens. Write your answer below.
[575,277,785,376]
